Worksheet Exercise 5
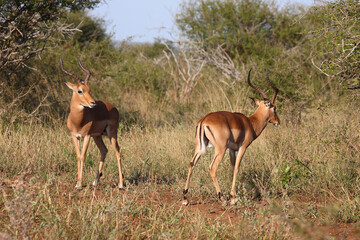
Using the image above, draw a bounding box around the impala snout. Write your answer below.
[81,91,96,108]
[85,100,96,108]
[89,101,96,108]
[271,116,280,127]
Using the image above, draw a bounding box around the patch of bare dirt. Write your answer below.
[121,186,360,239]
[2,177,360,239]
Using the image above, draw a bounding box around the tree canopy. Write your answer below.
[0,0,100,70]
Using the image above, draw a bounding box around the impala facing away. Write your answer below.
[182,69,280,206]
[61,58,124,190]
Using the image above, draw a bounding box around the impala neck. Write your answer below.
[249,107,269,138]
[69,96,85,121]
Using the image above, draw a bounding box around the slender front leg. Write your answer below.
[110,137,124,189]
[230,146,246,205]
[71,136,82,189]
[76,135,91,189]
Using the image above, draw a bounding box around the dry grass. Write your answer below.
[1,91,360,239]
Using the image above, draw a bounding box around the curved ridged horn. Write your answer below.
[266,69,279,103]
[60,57,82,83]
[247,68,269,100]
[77,57,91,84]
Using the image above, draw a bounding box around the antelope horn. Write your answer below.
[77,57,91,84]
[247,68,269,100]
[266,69,279,103]
[60,57,82,83]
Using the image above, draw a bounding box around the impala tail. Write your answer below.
[195,122,212,155]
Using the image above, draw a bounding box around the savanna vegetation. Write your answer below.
[0,0,359,239]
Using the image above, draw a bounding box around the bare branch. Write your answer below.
[311,58,330,77]
[190,40,244,86]
[0,12,81,71]
[161,38,206,101]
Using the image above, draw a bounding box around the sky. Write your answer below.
[90,0,316,43]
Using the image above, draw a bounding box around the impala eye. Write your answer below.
[77,89,83,95]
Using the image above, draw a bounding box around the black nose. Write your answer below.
[90,101,96,107]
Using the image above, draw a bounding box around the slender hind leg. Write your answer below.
[109,135,124,189]
[229,149,236,167]
[182,151,202,206]
[230,146,246,205]
[93,136,108,187]
[209,148,226,201]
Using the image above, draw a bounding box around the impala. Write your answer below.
[182,69,279,205]
[61,58,124,190]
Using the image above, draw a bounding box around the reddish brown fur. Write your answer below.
[61,58,124,190]
[182,69,280,206]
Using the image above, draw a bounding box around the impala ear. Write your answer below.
[65,82,76,91]
[250,97,261,106]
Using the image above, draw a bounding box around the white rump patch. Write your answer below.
[204,126,214,149]
[197,126,207,155]
[198,143,206,155]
